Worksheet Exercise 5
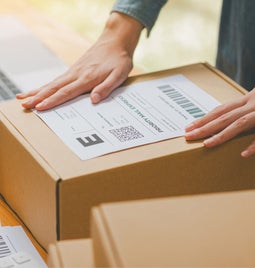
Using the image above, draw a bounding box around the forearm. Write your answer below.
[99,12,144,57]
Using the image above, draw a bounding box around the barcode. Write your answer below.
[158,84,205,118]
[0,235,12,258]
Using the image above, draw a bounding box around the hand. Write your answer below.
[185,88,255,158]
[17,39,133,110]
[16,12,143,111]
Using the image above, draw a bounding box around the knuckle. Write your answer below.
[80,66,97,81]
[217,113,231,125]
[61,88,74,99]
[234,116,249,128]
[82,72,93,81]
[49,83,60,92]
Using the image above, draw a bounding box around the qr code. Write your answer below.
[109,126,144,142]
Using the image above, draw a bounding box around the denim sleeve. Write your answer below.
[111,0,168,36]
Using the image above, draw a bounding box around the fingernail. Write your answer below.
[91,93,101,104]
[16,93,23,98]
[185,129,198,140]
[241,150,249,158]
[185,132,192,140]
[203,138,213,147]
[22,100,32,106]
[185,122,195,131]
[35,100,47,110]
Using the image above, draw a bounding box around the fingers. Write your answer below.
[34,80,89,110]
[202,111,255,147]
[16,88,41,99]
[185,104,250,141]
[184,91,255,154]
[241,140,255,158]
[90,67,129,103]
[185,97,247,132]
[19,74,75,109]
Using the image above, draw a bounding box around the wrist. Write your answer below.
[102,12,143,56]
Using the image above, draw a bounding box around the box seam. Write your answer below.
[56,178,62,241]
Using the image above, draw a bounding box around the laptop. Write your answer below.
[0,15,68,102]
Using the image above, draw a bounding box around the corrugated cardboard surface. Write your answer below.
[1,63,255,249]
[92,190,255,267]
[0,112,58,249]
[47,239,94,268]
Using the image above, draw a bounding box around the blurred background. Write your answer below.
[25,0,222,73]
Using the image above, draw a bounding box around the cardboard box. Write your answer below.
[47,239,94,268]
[1,63,255,249]
[91,190,255,267]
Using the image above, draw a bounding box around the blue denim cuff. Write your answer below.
[112,0,167,36]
